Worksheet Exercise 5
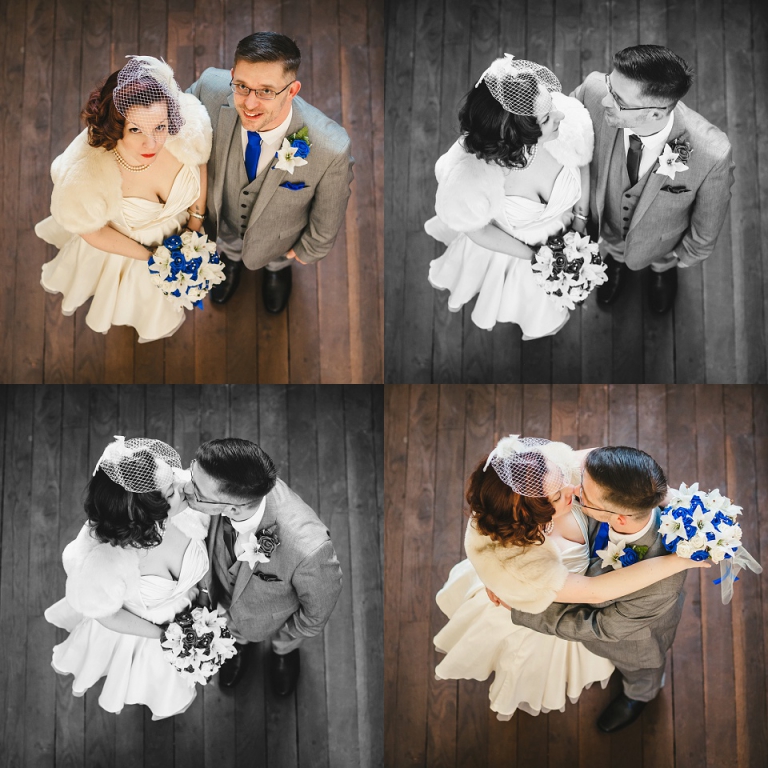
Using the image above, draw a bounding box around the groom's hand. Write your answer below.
[285,248,307,265]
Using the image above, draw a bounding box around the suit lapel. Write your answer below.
[213,100,240,219]
[247,101,307,223]
[595,111,619,227]
[229,488,280,606]
[627,107,687,234]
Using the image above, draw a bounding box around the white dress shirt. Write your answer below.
[622,113,674,180]
[228,495,267,557]
[239,108,293,178]
[608,508,656,545]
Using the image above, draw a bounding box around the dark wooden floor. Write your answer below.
[0,0,383,384]
[385,384,768,767]
[0,384,383,768]
[385,0,768,384]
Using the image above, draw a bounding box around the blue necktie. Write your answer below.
[245,131,262,183]
[591,522,610,557]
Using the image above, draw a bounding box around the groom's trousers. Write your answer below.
[616,658,667,701]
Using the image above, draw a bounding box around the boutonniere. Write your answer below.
[654,137,693,181]
[237,524,280,569]
[272,126,311,175]
[596,538,650,569]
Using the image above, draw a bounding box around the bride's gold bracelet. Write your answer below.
[573,213,588,221]
[187,209,205,220]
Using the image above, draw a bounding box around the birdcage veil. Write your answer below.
[112,56,184,137]
[475,53,561,116]
[483,435,573,497]
[93,435,182,493]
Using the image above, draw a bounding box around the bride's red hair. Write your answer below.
[466,455,555,547]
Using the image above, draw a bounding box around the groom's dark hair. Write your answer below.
[613,45,693,106]
[585,446,667,516]
[234,32,301,77]
[196,438,277,502]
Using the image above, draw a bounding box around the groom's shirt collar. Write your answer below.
[239,107,294,178]
[228,495,267,535]
[608,507,656,545]
[622,112,674,179]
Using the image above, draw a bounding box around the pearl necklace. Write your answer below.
[113,149,150,172]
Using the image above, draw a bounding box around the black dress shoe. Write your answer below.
[210,253,243,304]
[597,254,628,306]
[219,642,247,687]
[597,693,647,733]
[648,267,677,314]
[262,267,292,314]
[270,649,300,696]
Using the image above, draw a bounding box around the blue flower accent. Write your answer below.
[690,549,710,561]
[618,548,639,567]
[664,536,680,553]
[165,235,183,250]
[291,138,310,159]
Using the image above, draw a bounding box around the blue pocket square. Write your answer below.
[662,185,690,194]
[255,572,281,582]
[280,181,308,191]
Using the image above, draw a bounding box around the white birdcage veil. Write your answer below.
[93,436,182,493]
[112,56,184,138]
[475,53,561,116]
[483,435,573,497]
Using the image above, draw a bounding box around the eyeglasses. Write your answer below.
[574,471,622,516]
[188,460,252,508]
[604,74,670,112]
[230,80,295,101]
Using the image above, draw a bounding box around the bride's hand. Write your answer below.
[571,216,587,235]
[684,559,713,570]
[186,586,199,604]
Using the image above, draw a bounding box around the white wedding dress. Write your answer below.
[434,507,614,719]
[44,533,209,720]
[428,163,579,338]
[36,164,200,343]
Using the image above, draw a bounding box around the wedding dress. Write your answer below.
[44,529,209,720]
[36,164,200,343]
[427,158,579,338]
[434,506,614,719]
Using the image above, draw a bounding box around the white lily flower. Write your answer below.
[655,144,690,180]
[237,530,272,568]
[274,138,309,175]
[596,539,629,569]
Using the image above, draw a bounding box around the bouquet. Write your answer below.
[160,605,237,685]
[659,482,762,603]
[530,231,607,311]
[148,231,226,311]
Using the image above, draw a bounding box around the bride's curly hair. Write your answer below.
[466,453,556,547]
[458,76,543,169]
[85,456,170,549]
[81,70,183,151]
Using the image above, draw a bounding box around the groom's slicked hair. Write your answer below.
[613,45,693,105]
[196,438,277,502]
[234,32,301,76]
[585,446,667,516]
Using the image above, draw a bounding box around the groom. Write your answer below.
[573,44,734,313]
[491,446,687,733]
[184,438,342,694]
[187,32,353,313]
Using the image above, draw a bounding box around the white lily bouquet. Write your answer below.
[160,605,237,685]
[659,482,763,604]
[148,231,226,311]
[530,231,608,311]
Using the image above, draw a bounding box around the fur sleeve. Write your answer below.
[165,93,213,166]
[48,130,122,235]
[541,92,594,168]
[61,526,138,619]
[430,141,506,233]
[464,518,569,613]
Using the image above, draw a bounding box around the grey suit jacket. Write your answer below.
[203,478,343,643]
[572,71,734,270]
[187,68,354,269]
[509,510,687,672]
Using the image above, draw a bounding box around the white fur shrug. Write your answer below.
[61,506,210,619]
[425,93,594,242]
[46,93,212,235]
[465,516,569,613]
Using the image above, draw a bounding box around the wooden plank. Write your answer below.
[425,386,465,767]
[225,270,259,383]
[257,303,291,384]
[724,386,767,765]
[383,384,410,764]
[607,384,637,446]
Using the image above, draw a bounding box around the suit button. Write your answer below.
[241,204,247,208]
[243,191,250,195]
[623,206,629,210]
[241,215,247,219]
[623,217,628,222]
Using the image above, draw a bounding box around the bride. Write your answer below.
[434,436,708,720]
[425,54,594,338]
[36,56,212,342]
[45,437,210,719]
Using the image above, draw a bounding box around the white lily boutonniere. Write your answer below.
[655,138,692,181]
[596,538,649,570]
[273,138,308,174]
[236,525,280,569]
